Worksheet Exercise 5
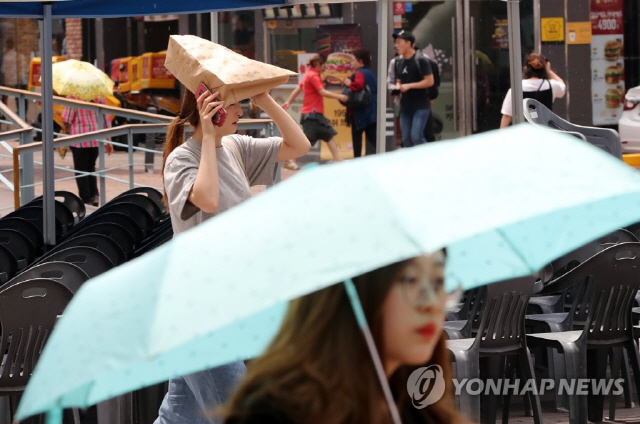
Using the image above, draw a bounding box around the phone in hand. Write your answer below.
[195,82,227,127]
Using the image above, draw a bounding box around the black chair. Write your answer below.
[110,193,165,224]
[523,98,623,159]
[114,187,166,215]
[527,243,640,423]
[83,203,154,238]
[0,279,75,423]
[67,222,136,260]
[443,288,482,340]
[134,226,173,257]
[447,276,542,424]
[62,212,144,245]
[0,218,43,253]
[0,229,37,271]
[6,205,64,238]
[36,246,113,279]
[6,261,89,293]
[0,244,17,284]
[45,234,126,267]
[17,200,75,235]
[31,191,86,223]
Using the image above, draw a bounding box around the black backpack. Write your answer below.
[395,53,440,100]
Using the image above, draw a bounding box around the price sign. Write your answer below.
[591,0,624,35]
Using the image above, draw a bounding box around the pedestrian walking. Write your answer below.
[344,48,377,157]
[222,251,467,424]
[156,83,310,424]
[61,95,113,206]
[393,31,435,148]
[500,52,566,128]
[282,54,348,162]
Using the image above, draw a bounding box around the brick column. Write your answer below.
[64,18,83,60]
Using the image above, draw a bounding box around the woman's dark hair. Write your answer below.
[307,54,325,68]
[523,52,548,79]
[221,255,464,424]
[162,88,199,206]
[353,48,371,68]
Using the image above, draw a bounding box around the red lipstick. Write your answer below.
[416,323,437,339]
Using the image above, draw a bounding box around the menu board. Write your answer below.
[590,0,624,125]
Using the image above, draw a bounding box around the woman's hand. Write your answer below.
[281,102,291,111]
[251,92,272,110]
[344,77,352,86]
[197,90,224,140]
[105,143,113,155]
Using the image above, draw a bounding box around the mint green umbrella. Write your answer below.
[17,126,640,421]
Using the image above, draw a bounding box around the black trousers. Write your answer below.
[70,146,99,203]
[351,123,377,158]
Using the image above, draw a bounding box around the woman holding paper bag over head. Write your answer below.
[155,35,311,424]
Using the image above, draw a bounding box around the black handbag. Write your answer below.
[339,85,372,110]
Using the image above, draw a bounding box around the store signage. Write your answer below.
[541,17,565,42]
[404,2,413,13]
[262,4,341,20]
[567,22,592,45]
[393,2,405,15]
[590,0,624,125]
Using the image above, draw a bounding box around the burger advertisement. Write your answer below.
[316,23,362,86]
[590,0,625,124]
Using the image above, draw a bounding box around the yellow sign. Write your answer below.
[566,22,592,45]
[320,94,354,160]
[541,17,565,42]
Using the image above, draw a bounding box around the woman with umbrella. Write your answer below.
[222,251,467,424]
[56,59,116,206]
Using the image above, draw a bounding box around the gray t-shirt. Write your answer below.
[164,134,282,235]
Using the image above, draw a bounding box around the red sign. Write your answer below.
[393,2,405,15]
[591,0,623,35]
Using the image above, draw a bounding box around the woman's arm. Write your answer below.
[348,72,365,91]
[253,92,311,162]
[500,114,512,129]
[282,86,302,111]
[318,88,348,102]
[187,92,225,213]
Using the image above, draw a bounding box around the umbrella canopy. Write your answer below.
[51,59,114,101]
[16,125,640,420]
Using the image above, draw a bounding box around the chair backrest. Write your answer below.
[114,187,165,215]
[111,193,165,223]
[0,229,37,271]
[134,227,173,257]
[523,98,623,159]
[0,218,42,252]
[45,233,126,267]
[6,261,89,293]
[69,222,135,260]
[472,276,537,354]
[62,212,144,245]
[0,245,17,285]
[554,243,640,344]
[36,246,113,279]
[0,279,72,392]
[6,206,63,237]
[31,191,86,223]
[20,201,75,235]
[87,203,154,238]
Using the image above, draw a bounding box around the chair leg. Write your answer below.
[609,347,622,421]
[452,357,481,424]
[622,348,634,407]
[502,357,514,424]
[520,348,543,424]
[72,408,81,424]
[563,343,588,424]
[481,356,503,424]
[625,340,640,411]
[587,349,607,422]
[552,348,569,411]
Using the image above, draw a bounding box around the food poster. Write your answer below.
[590,0,624,125]
[316,24,363,159]
[491,19,509,50]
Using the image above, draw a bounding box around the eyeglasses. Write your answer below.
[397,275,463,309]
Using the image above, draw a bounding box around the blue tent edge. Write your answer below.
[0,0,287,18]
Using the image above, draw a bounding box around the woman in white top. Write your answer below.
[500,52,566,128]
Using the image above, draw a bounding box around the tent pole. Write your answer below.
[375,0,389,154]
[41,2,56,248]
[507,0,524,125]
[210,12,219,42]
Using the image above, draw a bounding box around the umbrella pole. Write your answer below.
[507,0,524,125]
[40,2,56,248]
[45,407,62,424]
[375,0,389,154]
[343,279,402,424]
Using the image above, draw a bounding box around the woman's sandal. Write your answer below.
[283,159,300,171]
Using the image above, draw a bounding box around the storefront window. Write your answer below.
[218,12,256,59]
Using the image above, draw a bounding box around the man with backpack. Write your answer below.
[392,30,434,148]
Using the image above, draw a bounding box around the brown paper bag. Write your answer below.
[164,35,297,106]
